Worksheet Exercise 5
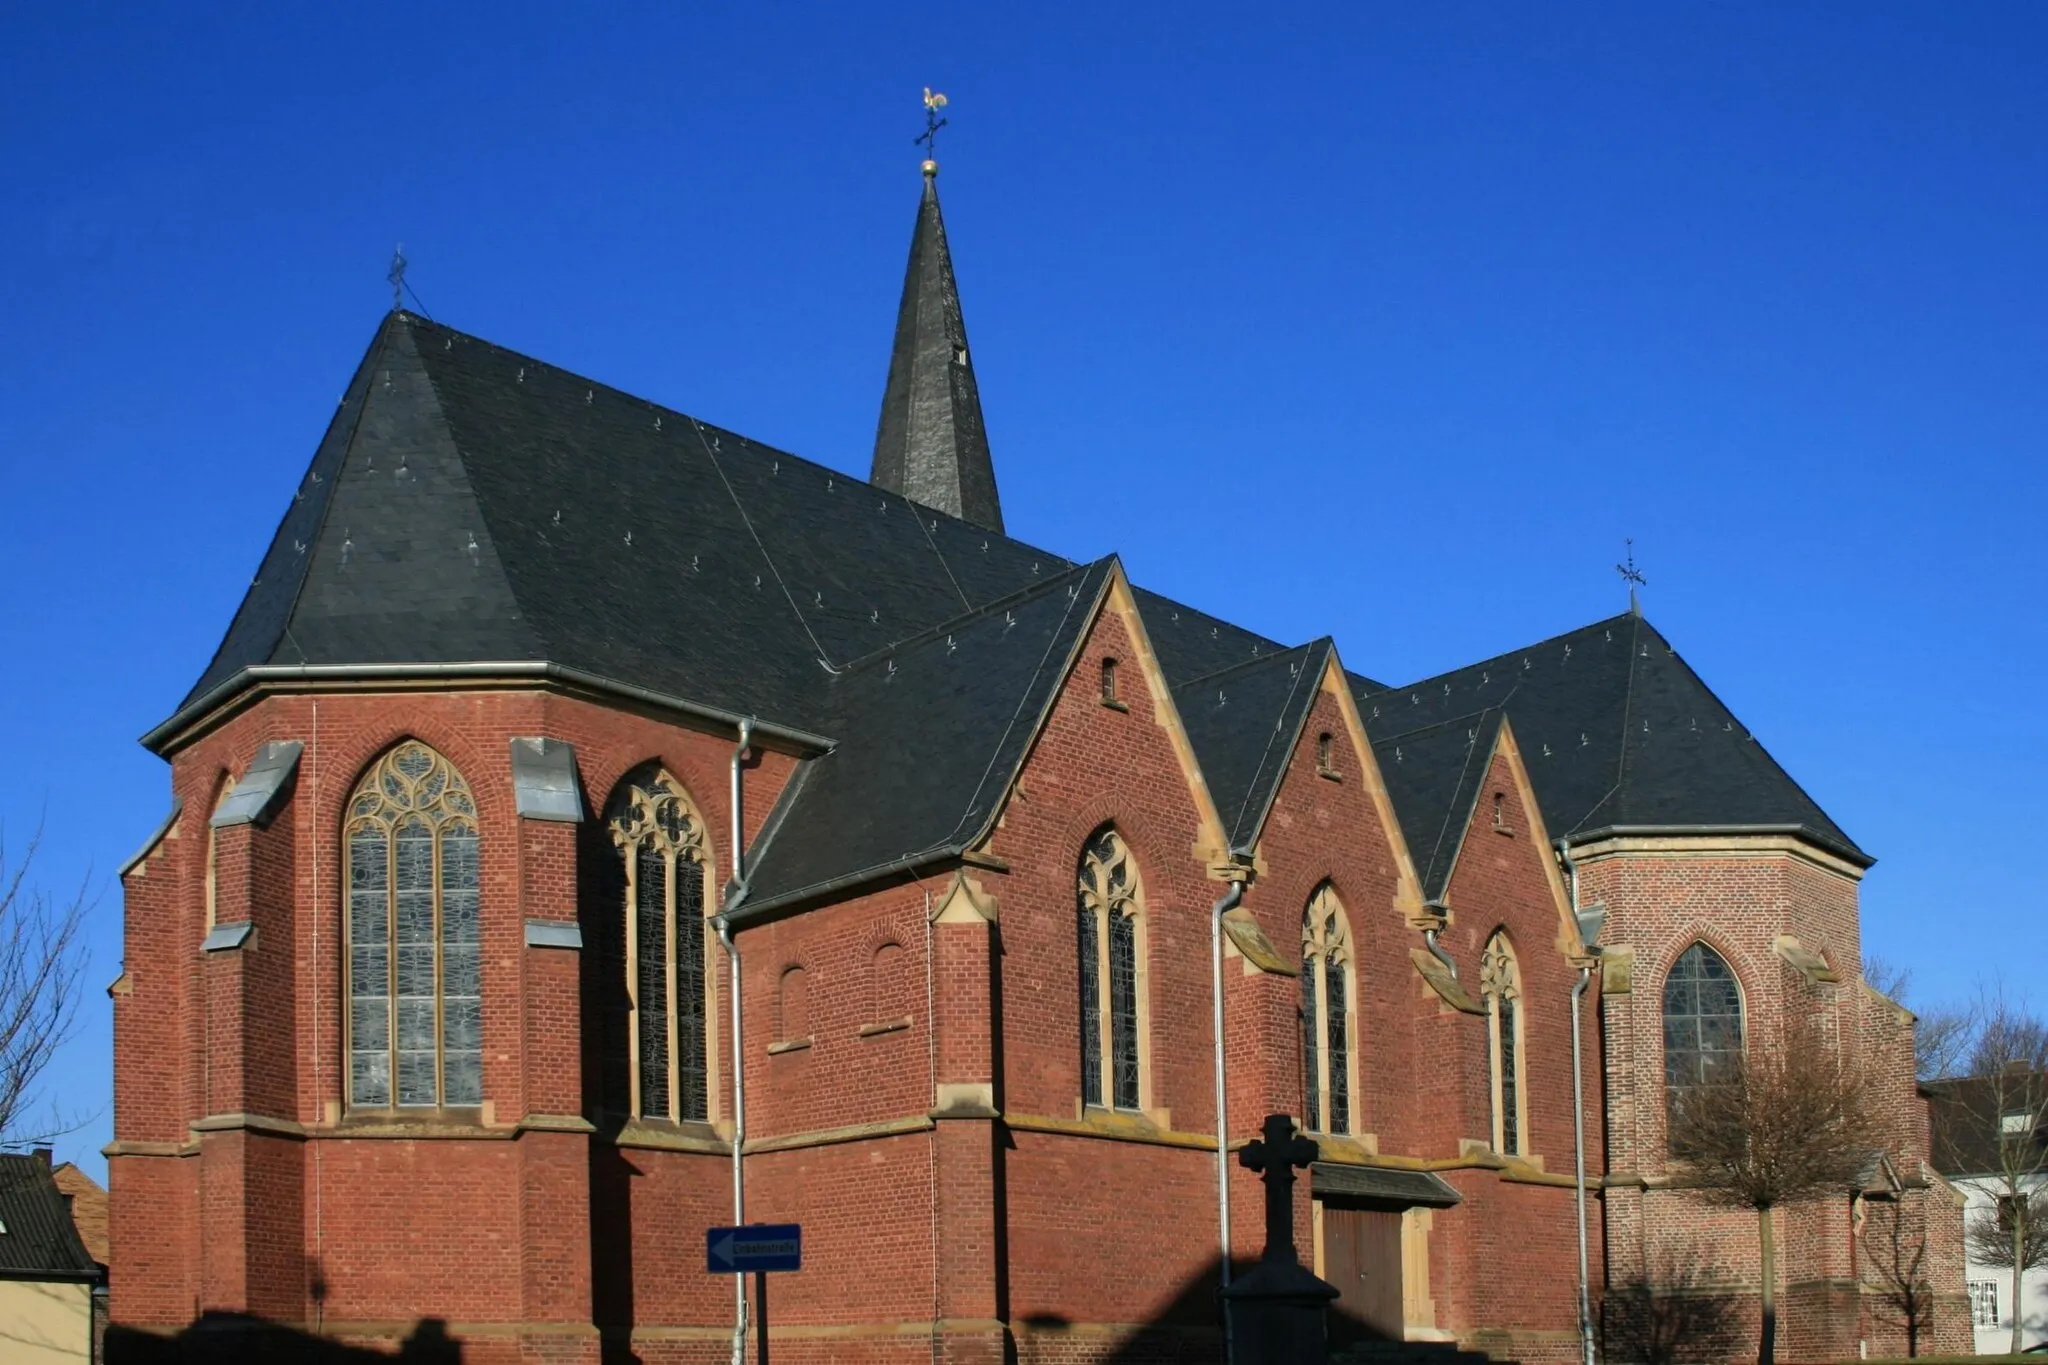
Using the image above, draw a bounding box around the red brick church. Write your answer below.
[110,152,1967,1363]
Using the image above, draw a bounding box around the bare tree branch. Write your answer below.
[1669,1025,1880,1365]
[0,828,94,1147]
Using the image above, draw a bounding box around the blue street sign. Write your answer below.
[706,1223,802,1274]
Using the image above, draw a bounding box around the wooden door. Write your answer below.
[1321,1203,1404,1344]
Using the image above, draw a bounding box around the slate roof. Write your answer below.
[740,560,1112,912]
[167,307,1866,912]
[1358,612,1867,867]
[174,311,1069,741]
[1174,639,1333,855]
[0,1156,100,1281]
[1371,708,1509,901]
[869,169,1004,532]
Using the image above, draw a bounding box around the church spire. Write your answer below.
[870,92,1004,533]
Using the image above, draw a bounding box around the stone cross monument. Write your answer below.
[1223,1113,1340,1364]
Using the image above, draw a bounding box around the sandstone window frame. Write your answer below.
[1300,882,1357,1135]
[1480,931,1526,1156]
[1076,825,1151,1114]
[599,765,717,1124]
[342,740,483,1114]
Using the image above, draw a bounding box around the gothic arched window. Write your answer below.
[1300,883,1354,1134]
[1481,932,1525,1155]
[345,741,482,1110]
[595,768,712,1123]
[1077,827,1145,1112]
[1663,942,1743,1111]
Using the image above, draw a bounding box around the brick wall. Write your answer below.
[109,600,1956,1363]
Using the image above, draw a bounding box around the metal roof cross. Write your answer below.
[387,243,407,313]
[1616,538,1648,616]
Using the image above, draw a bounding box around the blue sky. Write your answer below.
[4,2,2043,1175]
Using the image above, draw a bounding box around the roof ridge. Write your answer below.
[830,557,1111,677]
[1221,638,1335,850]
[403,312,1040,556]
[1169,637,1321,692]
[1393,610,1639,691]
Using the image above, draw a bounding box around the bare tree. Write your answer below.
[1929,990,2048,1354]
[1862,955,1971,1082]
[0,830,92,1146]
[1668,1026,1879,1365]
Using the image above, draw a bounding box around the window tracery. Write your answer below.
[1300,883,1353,1134]
[601,768,711,1123]
[1077,827,1144,1111]
[1481,932,1525,1154]
[1663,942,1743,1110]
[344,741,482,1110]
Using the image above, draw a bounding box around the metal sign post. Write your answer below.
[707,1223,802,1364]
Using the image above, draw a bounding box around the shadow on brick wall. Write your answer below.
[1012,1253,1389,1364]
[105,1314,462,1365]
[1601,1261,1744,1365]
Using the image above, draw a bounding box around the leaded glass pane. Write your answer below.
[636,843,671,1119]
[1078,889,1101,1106]
[1301,956,1321,1132]
[1327,959,1350,1135]
[1109,908,1139,1111]
[1499,995,1519,1154]
[344,744,482,1113]
[1663,943,1743,1102]
[347,828,391,1107]
[593,837,630,1115]
[675,858,707,1122]
[440,825,481,1107]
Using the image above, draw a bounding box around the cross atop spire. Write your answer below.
[916,88,949,175]
[870,91,1005,533]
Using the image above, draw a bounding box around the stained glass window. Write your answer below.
[1077,827,1144,1112]
[1664,943,1743,1104]
[603,768,711,1123]
[1300,885,1355,1134]
[1481,933,1524,1155]
[344,742,482,1111]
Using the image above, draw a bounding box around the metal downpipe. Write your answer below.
[1560,838,1597,1365]
[720,717,755,1365]
[1209,880,1245,1365]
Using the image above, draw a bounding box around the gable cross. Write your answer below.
[1615,538,1647,616]
[388,243,408,313]
[916,88,949,167]
[1238,1112,1320,1265]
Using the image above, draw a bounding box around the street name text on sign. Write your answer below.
[706,1223,802,1275]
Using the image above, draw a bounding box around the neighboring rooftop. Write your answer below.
[50,1163,106,1268]
[0,1154,100,1281]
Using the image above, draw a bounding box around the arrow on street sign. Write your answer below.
[706,1223,802,1274]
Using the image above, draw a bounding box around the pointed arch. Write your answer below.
[1300,882,1356,1134]
[1480,931,1526,1155]
[1076,825,1149,1112]
[343,740,482,1111]
[1662,941,1744,1108]
[592,764,715,1124]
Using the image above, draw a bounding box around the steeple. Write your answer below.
[870,122,1005,533]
